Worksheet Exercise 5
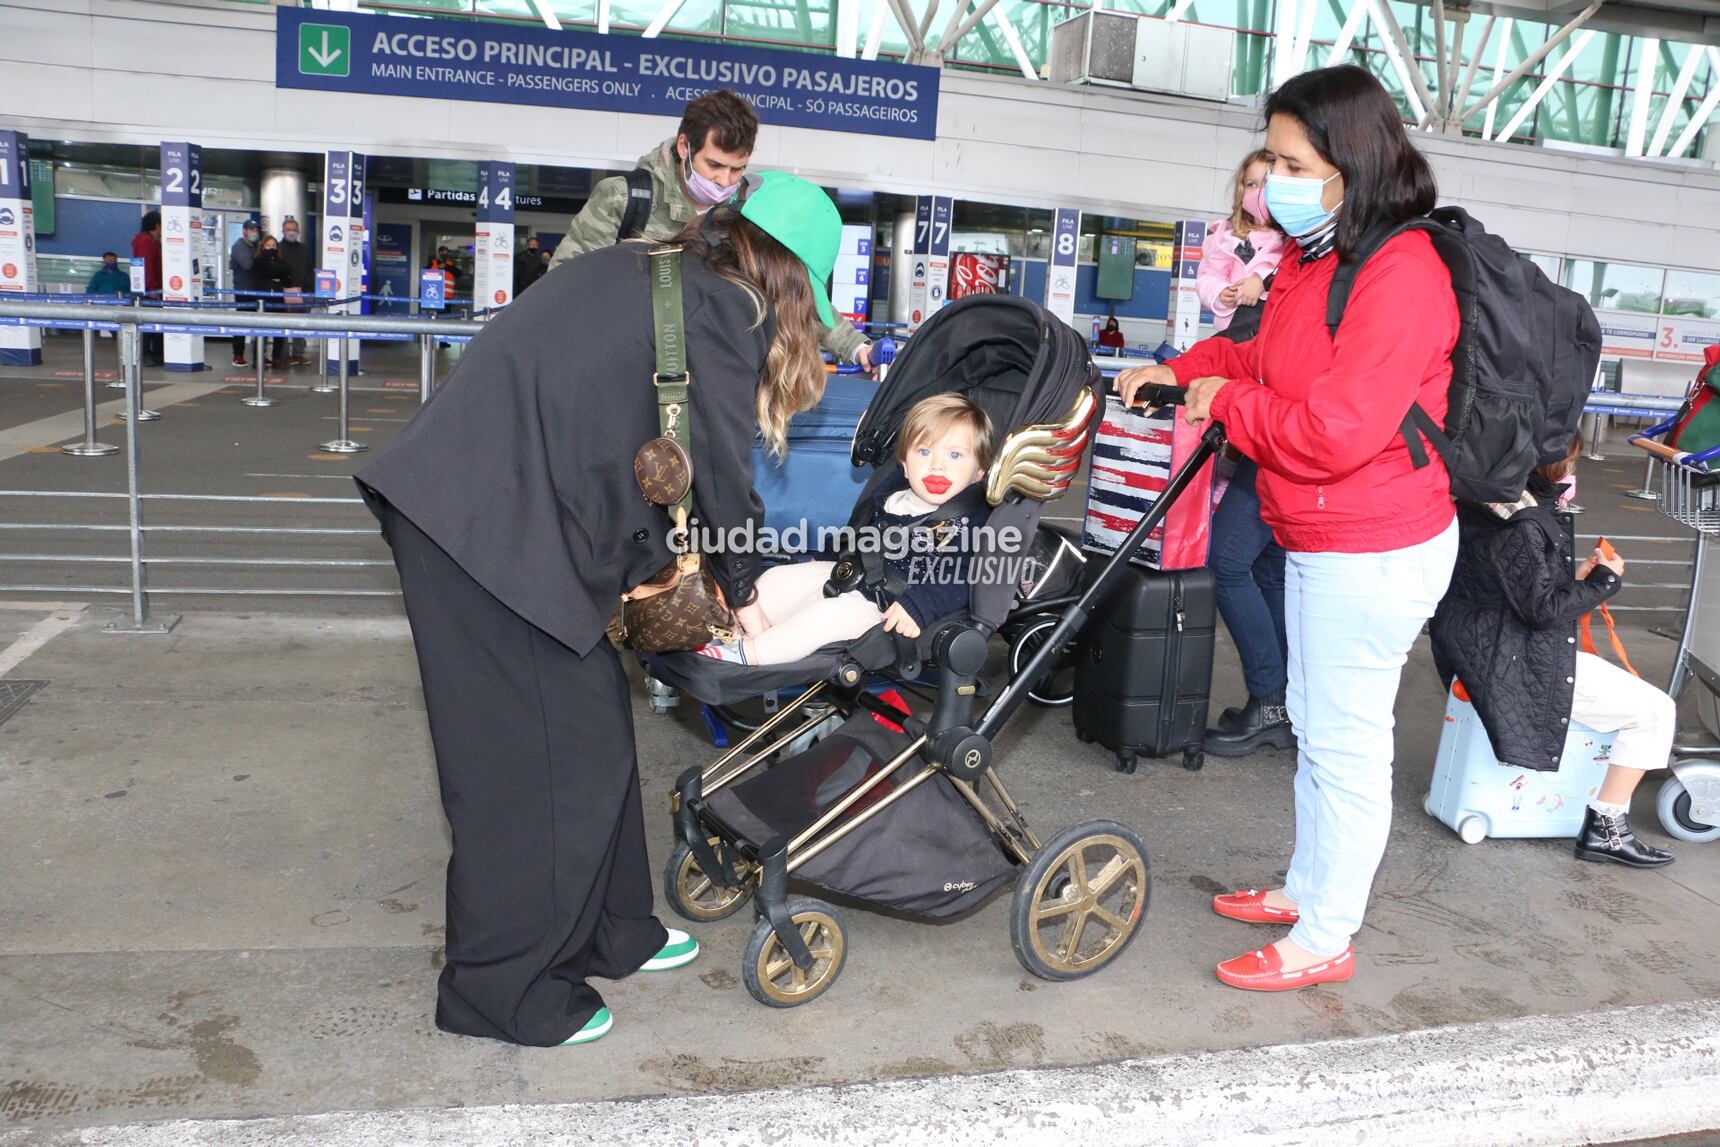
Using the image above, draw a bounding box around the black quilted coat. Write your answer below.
[1429,475,1621,770]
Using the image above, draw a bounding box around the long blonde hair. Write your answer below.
[674,212,826,457]
[1227,148,1272,235]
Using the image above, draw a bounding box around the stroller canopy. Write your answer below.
[851,295,1096,469]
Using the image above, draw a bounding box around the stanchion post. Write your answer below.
[309,331,338,395]
[104,321,179,635]
[114,296,161,421]
[242,317,276,407]
[63,326,119,457]
[107,296,137,389]
[419,332,434,404]
[1585,413,1608,460]
[1626,444,1662,501]
[319,335,367,454]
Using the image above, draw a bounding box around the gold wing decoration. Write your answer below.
[984,386,1098,507]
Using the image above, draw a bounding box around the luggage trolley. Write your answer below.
[1629,430,1720,843]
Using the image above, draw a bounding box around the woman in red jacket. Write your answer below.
[1119,65,1459,992]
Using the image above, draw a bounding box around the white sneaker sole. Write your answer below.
[640,944,700,972]
[562,1012,613,1045]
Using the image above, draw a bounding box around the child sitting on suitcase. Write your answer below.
[1430,433,1677,868]
[698,394,994,665]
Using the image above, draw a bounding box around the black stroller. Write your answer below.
[646,295,1221,1007]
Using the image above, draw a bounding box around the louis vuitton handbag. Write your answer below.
[609,248,739,653]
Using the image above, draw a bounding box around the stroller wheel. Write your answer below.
[742,897,847,1008]
[1009,617,1077,707]
[1011,820,1149,982]
[664,839,754,923]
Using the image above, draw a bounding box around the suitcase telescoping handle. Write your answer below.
[977,413,1226,741]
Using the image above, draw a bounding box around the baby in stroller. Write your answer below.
[696,394,995,665]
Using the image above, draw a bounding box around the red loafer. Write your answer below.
[1211,888,1300,925]
[1216,945,1354,992]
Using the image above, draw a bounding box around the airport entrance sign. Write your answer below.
[277,7,938,141]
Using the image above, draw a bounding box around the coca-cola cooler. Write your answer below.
[949,253,1009,300]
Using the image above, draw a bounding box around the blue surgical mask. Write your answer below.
[1263,171,1342,240]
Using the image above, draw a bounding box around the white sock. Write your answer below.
[694,641,747,664]
[1588,799,1628,818]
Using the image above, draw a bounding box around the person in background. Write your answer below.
[251,233,296,369]
[131,211,164,367]
[85,251,130,297]
[1430,433,1675,869]
[428,253,458,346]
[1197,149,1293,758]
[550,89,875,373]
[1116,66,1460,993]
[229,218,260,367]
[429,249,457,297]
[1198,149,1284,339]
[1097,317,1127,353]
[277,218,314,366]
[514,235,546,298]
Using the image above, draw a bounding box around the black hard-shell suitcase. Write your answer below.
[1072,566,1216,774]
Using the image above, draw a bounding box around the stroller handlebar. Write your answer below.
[1124,382,1188,408]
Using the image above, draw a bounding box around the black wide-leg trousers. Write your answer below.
[381,505,668,1046]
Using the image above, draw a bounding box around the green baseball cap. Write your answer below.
[737,171,842,330]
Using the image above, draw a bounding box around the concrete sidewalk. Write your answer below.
[7,998,1718,1146]
[0,599,1716,1142]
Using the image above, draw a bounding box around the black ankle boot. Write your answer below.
[1204,688,1295,757]
[1210,703,1247,736]
[1574,807,1675,868]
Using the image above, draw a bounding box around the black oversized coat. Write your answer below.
[1429,476,1622,770]
[356,243,772,656]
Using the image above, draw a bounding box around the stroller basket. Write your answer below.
[704,713,1016,918]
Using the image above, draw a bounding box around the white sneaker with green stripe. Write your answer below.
[561,1007,612,1046]
[640,928,699,972]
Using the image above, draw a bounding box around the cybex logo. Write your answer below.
[943,880,978,893]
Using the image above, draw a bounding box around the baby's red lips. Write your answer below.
[921,476,951,494]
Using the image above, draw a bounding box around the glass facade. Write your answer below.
[1566,259,1667,315]
[320,2,1720,157]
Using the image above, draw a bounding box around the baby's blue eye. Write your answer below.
[948,451,963,461]
[916,447,931,457]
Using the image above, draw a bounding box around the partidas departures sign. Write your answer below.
[277,8,938,142]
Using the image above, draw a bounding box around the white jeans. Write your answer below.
[1571,650,1676,773]
[1281,520,1458,958]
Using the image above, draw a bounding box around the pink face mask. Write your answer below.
[682,152,736,208]
[1242,186,1270,227]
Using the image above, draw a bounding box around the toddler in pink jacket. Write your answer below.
[1198,149,1285,335]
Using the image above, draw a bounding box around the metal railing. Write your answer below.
[1,298,1700,628]
[0,300,485,633]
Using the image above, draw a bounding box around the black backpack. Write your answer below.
[1328,206,1600,504]
[615,168,654,242]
